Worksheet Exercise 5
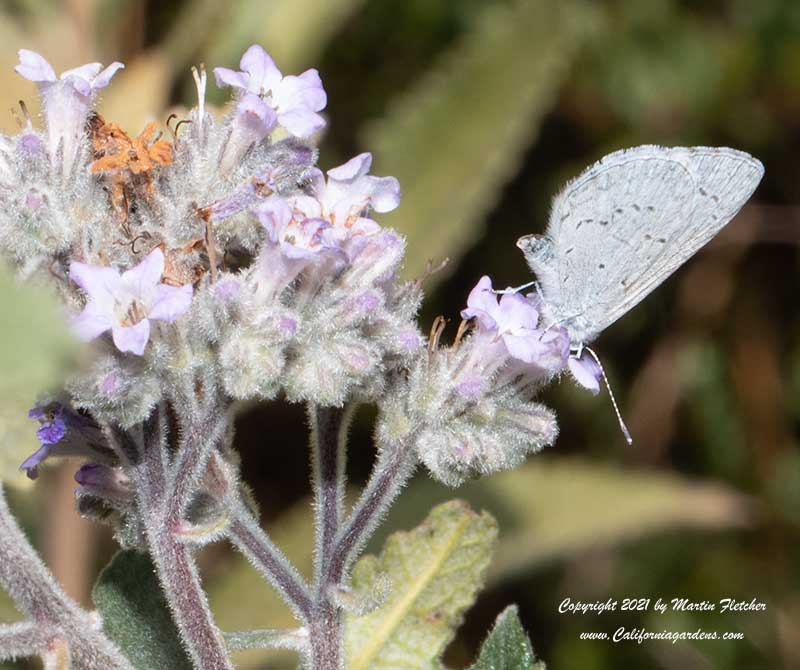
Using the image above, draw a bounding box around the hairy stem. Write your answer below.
[308,601,341,670]
[227,504,313,620]
[310,405,350,588]
[0,487,131,669]
[0,622,56,662]
[125,407,234,670]
[149,529,233,670]
[166,404,230,529]
[307,440,416,670]
[223,627,308,653]
[326,443,416,586]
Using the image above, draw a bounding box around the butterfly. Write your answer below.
[516,145,764,442]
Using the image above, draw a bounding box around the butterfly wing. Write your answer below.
[519,145,763,344]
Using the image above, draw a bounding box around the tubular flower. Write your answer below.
[15,50,123,177]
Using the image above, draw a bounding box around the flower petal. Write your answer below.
[213,66,248,90]
[71,302,114,341]
[273,69,327,112]
[69,262,122,310]
[111,320,151,356]
[91,62,124,90]
[255,195,294,242]
[148,284,193,322]
[15,49,56,83]
[276,108,325,138]
[461,276,499,328]
[327,153,371,181]
[19,445,51,479]
[366,176,401,213]
[120,248,164,301]
[237,92,277,131]
[497,292,539,336]
[60,62,102,82]
[568,354,602,395]
[239,44,281,93]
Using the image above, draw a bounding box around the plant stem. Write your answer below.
[149,528,233,670]
[0,487,131,669]
[310,405,349,587]
[326,443,416,586]
[227,504,314,620]
[0,622,56,662]
[308,601,341,670]
[125,407,234,670]
[307,439,416,670]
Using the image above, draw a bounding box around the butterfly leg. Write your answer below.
[492,280,538,295]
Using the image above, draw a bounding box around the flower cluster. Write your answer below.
[0,46,420,486]
[2,43,589,503]
[378,276,601,485]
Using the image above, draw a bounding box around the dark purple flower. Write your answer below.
[22,402,109,479]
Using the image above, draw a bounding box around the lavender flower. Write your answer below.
[15,50,123,177]
[214,44,327,139]
[568,351,603,394]
[290,153,400,255]
[69,248,193,356]
[461,276,602,391]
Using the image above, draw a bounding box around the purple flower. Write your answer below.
[460,276,604,392]
[214,44,326,139]
[69,248,193,356]
[462,276,544,363]
[28,404,66,445]
[22,402,108,479]
[291,153,400,239]
[218,92,279,172]
[568,351,602,394]
[75,464,131,504]
[15,50,123,176]
[257,195,331,259]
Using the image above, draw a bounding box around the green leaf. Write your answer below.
[0,265,77,484]
[470,605,545,670]
[92,550,193,670]
[345,499,498,670]
[363,0,598,282]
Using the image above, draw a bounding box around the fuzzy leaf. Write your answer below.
[0,266,77,484]
[470,606,545,670]
[363,0,598,282]
[345,499,498,670]
[92,550,193,670]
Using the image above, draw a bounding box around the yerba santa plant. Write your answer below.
[0,42,759,670]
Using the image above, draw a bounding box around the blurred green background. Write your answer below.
[2,0,800,668]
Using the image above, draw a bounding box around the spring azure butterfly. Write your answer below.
[517,145,764,442]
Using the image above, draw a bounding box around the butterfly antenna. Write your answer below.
[584,346,633,445]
